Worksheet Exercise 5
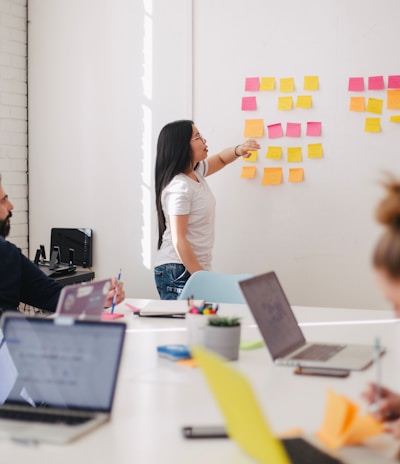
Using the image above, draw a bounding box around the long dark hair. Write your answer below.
[155,120,194,249]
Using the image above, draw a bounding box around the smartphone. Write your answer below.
[294,366,350,378]
[182,425,228,439]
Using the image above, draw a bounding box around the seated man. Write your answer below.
[0,173,125,314]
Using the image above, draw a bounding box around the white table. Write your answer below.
[2,300,400,463]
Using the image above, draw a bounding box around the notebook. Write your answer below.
[0,314,126,444]
[239,272,382,371]
[192,346,343,464]
[55,278,111,319]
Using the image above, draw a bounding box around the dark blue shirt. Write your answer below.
[0,237,61,312]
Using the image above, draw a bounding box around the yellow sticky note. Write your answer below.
[260,77,275,91]
[296,95,312,109]
[240,166,257,179]
[307,143,323,159]
[349,96,365,112]
[366,97,383,114]
[287,147,302,163]
[266,146,282,160]
[288,168,304,183]
[390,115,400,122]
[365,118,381,133]
[387,89,400,110]
[303,75,319,91]
[262,168,283,186]
[278,96,293,111]
[279,77,295,93]
[244,150,258,162]
[244,119,264,138]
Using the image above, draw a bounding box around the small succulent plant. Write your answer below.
[207,316,241,327]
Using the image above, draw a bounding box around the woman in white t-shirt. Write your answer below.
[154,120,259,300]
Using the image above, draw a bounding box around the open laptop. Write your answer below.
[239,272,382,371]
[0,313,126,444]
[55,278,111,319]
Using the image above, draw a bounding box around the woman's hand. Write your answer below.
[105,277,125,308]
[362,382,400,422]
[236,139,260,158]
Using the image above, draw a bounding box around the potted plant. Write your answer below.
[203,316,241,361]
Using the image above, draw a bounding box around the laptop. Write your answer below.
[55,278,111,319]
[192,346,344,464]
[0,313,126,444]
[239,272,382,371]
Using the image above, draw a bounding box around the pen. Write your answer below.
[374,336,382,406]
[111,269,121,314]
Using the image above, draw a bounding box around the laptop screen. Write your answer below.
[239,272,306,359]
[0,316,126,412]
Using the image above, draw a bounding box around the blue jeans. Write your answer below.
[154,263,190,300]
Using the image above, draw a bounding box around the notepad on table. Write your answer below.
[139,299,203,317]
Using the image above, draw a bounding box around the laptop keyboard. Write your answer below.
[290,344,345,361]
[0,408,91,426]
[282,437,343,464]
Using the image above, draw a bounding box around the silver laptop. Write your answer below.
[55,278,111,319]
[239,272,383,371]
[0,313,126,444]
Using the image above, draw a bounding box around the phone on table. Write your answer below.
[182,425,228,439]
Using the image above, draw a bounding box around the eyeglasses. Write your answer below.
[191,134,206,142]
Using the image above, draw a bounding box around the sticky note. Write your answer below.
[244,150,258,162]
[288,168,304,183]
[279,77,295,93]
[240,166,257,179]
[286,123,301,137]
[303,75,319,91]
[245,77,259,91]
[348,77,364,92]
[244,119,264,137]
[260,77,275,91]
[266,146,282,160]
[388,75,400,89]
[278,96,293,110]
[242,96,257,111]
[306,121,322,136]
[387,90,400,110]
[368,75,385,90]
[287,147,302,163]
[262,167,283,186]
[365,118,381,133]
[296,95,312,109]
[349,96,365,112]
[307,143,323,158]
[390,115,400,122]
[267,123,283,138]
[366,98,383,114]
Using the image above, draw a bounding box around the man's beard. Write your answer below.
[0,212,12,238]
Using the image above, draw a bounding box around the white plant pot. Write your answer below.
[203,325,241,361]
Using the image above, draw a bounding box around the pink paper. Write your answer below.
[348,77,364,92]
[245,77,260,91]
[267,123,283,139]
[306,121,322,137]
[241,96,257,111]
[368,76,384,90]
[388,75,400,89]
[286,122,301,137]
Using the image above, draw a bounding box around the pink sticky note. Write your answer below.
[388,75,400,89]
[368,76,384,90]
[348,77,364,92]
[306,121,322,136]
[241,96,257,111]
[286,122,301,137]
[245,77,260,91]
[101,313,124,320]
[267,123,283,139]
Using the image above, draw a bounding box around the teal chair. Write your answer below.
[178,271,253,304]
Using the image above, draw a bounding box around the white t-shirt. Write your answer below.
[155,160,216,270]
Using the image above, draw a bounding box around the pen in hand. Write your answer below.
[111,269,122,314]
[368,336,382,414]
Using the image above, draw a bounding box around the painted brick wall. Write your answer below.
[0,0,27,252]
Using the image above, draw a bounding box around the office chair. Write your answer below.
[178,271,253,304]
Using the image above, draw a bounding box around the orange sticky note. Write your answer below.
[303,75,319,91]
[307,143,323,159]
[296,95,312,109]
[240,166,257,179]
[266,146,282,160]
[349,96,365,112]
[343,415,384,445]
[366,97,383,114]
[260,77,275,91]
[244,119,264,137]
[288,168,304,183]
[287,147,302,163]
[387,90,400,109]
[365,118,381,133]
[279,77,295,92]
[262,167,283,186]
[278,96,293,111]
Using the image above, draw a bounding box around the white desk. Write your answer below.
[2,300,400,463]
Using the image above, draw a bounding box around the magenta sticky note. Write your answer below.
[348,77,364,92]
[267,123,283,139]
[286,122,301,137]
[306,121,322,137]
[242,96,257,111]
[245,77,260,91]
[388,75,400,89]
[368,76,385,90]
